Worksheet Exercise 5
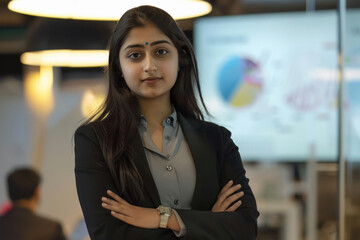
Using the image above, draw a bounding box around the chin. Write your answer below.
[140,91,170,100]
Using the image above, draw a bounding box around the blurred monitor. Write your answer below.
[194,10,360,162]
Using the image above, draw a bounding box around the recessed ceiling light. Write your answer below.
[8,0,212,20]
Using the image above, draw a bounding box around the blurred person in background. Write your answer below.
[0,167,66,240]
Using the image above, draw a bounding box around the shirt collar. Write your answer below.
[140,115,148,129]
[139,108,178,129]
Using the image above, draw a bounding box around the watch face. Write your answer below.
[158,206,171,215]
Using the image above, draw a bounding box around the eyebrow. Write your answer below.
[124,40,172,50]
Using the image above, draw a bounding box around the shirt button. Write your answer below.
[165,135,170,140]
[166,154,171,159]
[174,199,179,205]
[166,118,171,124]
[166,165,173,171]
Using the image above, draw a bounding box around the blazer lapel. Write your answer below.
[178,114,220,210]
[130,132,161,207]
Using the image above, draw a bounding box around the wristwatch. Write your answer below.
[157,205,172,228]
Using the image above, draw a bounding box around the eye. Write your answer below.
[128,52,142,60]
[156,49,169,56]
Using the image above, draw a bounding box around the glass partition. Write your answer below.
[343,3,360,240]
[194,2,360,240]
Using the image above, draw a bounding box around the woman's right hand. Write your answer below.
[212,180,244,212]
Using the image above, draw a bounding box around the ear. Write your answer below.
[33,186,41,202]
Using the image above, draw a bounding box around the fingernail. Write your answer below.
[238,200,242,204]
[102,197,106,201]
[228,180,233,184]
[102,203,106,206]
[107,190,112,193]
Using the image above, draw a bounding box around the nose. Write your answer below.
[144,54,157,73]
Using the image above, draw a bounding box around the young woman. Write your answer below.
[74,5,259,240]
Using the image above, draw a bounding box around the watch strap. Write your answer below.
[157,206,171,229]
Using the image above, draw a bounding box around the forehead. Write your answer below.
[120,23,173,49]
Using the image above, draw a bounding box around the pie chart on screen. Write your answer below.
[217,57,263,107]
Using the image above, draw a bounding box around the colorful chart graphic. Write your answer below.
[285,81,337,111]
[217,57,262,107]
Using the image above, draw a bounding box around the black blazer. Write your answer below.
[0,206,66,240]
[74,114,259,240]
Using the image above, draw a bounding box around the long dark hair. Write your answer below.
[84,5,208,203]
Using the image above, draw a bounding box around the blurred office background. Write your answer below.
[0,0,359,239]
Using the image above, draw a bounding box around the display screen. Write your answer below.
[194,10,360,162]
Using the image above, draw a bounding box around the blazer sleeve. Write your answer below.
[176,126,259,240]
[74,125,177,240]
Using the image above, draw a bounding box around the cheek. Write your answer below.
[122,69,131,80]
[120,70,136,92]
[120,62,135,83]
[166,57,179,80]
[171,61,179,82]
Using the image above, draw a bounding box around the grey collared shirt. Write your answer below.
[138,110,196,237]
[138,110,196,209]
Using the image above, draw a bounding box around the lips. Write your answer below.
[142,77,161,83]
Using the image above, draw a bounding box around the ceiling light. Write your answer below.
[21,50,108,67]
[21,18,113,67]
[8,0,212,20]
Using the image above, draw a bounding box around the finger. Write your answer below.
[219,180,234,195]
[102,202,114,210]
[102,201,118,211]
[102,202,131,217]
[101,199,121,210]
[226,200,242,212]
[218,191,244,211]
[102,196,121,206]
[107,190,128,204]
[217,184,242,204]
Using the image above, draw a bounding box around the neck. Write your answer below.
[14,199,37,212]
[138,95,173,126]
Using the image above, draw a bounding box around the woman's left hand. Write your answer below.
[101,190,160,229]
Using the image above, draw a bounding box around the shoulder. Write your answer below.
[185,116,231,136]
[0,208,61,231]
[34,214,61,227]
[0,210,10,225]
[74,121,106,143]
[31,214,65,239]
[25,212,63,233]
[0,207,31,221]
[179,115,232,145]
[75,121,102,136]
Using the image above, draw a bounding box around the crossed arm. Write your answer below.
[75,124,258,240]
[101,180,244,231]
